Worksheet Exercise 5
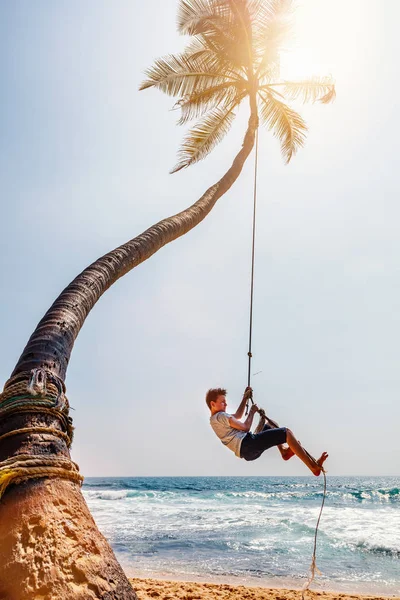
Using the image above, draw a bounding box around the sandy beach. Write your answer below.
[129,578,400,600]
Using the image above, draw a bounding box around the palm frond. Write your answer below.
[179,1,252,70]
[139,53,232,97]
[230,0,252,34]
[202,28,251,71]
[177,0,212,32]
[142,0,334,171]
[254,0,294,78]
[252,0,294,35]
[184,35,246,80]
[318,84,336,104]
[175,82,245,125]
[270,77,336,104]
[171,97,244,173]
[246,0,272,19]
[177,0,233,36]
[229,0,254,68]
[259,90,307,163]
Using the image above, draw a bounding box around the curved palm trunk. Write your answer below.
[0,106,258,599]
[12,109,258,381]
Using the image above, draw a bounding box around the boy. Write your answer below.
[207,386,328,476]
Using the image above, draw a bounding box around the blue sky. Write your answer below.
[1,0,399,476]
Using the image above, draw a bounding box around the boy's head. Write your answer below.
[206,388,227,414]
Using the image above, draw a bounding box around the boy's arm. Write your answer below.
[233,386,253,419]
[229,404,258,432]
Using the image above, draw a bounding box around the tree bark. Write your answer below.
[0,105,258,599]
[0,402,138,599]
[0,479,137,600]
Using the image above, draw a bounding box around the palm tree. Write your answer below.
[141,0,335,171]
[0,1,334,598]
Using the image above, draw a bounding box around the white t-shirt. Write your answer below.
[209,411,247,458]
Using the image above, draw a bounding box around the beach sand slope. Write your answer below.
[130,578,400,600]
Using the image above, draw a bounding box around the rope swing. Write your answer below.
[244,130,327,596]
[247,127,259,390]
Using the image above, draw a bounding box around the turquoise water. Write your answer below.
[83,476,400,595]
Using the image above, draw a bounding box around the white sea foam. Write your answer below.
[83,476,400,595]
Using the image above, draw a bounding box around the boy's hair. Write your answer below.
[205,388,227,410]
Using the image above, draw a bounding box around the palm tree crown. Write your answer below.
[140,0,335,172]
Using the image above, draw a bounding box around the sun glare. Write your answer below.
[279,47,326,81]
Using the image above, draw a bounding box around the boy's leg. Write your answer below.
[262,423,294,461]
[241,427,287,461]
[285,429,328,476]
[278,445,295,461]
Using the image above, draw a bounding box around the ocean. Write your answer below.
[83,476,400,595]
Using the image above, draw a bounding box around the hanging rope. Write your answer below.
[243,126,327,597]
[247,127,259,391]
[254,408,328,597]
[301,469,327,598]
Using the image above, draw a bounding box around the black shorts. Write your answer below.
[240,424,287,461]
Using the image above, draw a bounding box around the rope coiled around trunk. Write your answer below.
[0,368,81,500]
[0,454,83,500]
[0,369,74,445]
[0,426,71,446]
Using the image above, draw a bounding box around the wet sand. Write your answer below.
[129,577,400,600]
